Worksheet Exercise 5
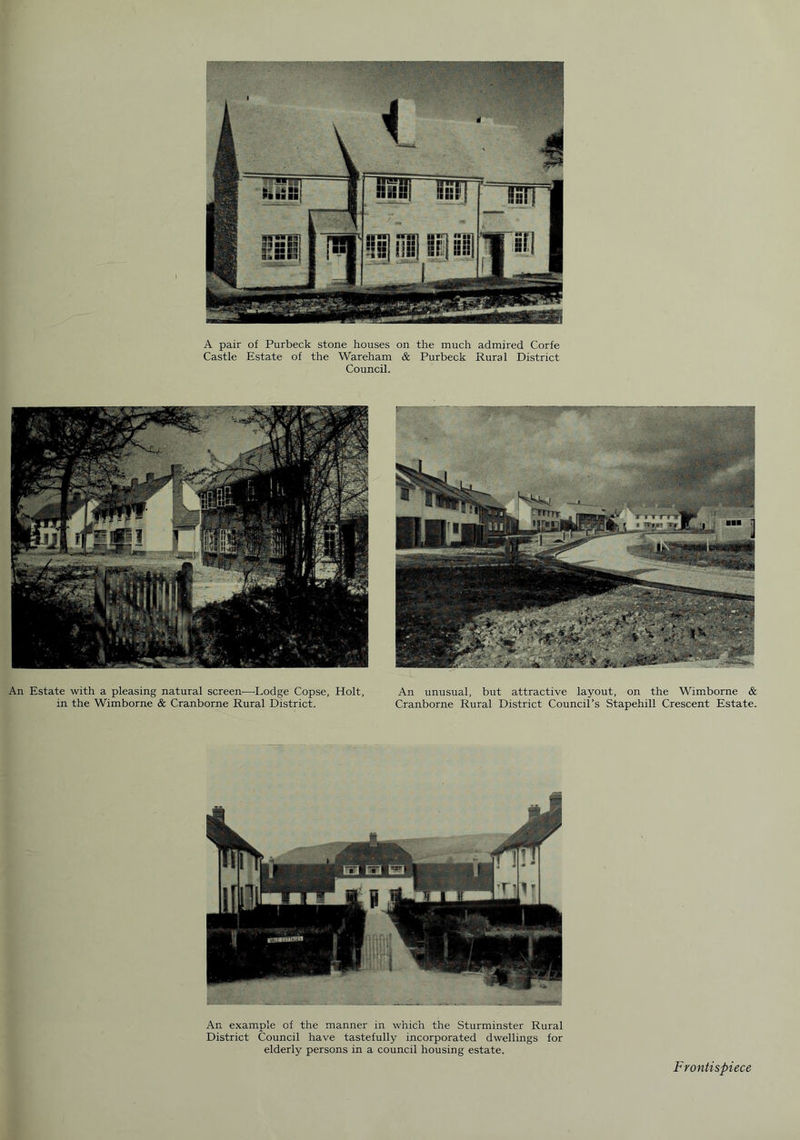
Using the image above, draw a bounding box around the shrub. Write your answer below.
[11,579,95,668]
[194,579,367,667]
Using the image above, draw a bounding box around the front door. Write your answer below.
[370,889,379,909]
[327,236,349,281]
[480,235,494,277]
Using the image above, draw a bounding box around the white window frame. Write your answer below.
[388,865,406,875]
[327,236,348,259]
[507,185,535,206]
[262,176,301,201]
[513,231,535,254]
[220,529,238,555]
[322,523,337,559]
[436,179,465,202]
[343,865,359,876]
[271,523,287,558]
[261,233,301,262]
[453,232,474,258]
[365,865,382,876]
[376,176,410,201]
[395,233,418,261]
[203,528,218,553]
[426,232,448,259]
[365,233,390,261]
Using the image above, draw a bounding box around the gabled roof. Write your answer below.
[622,505,681,516]
[261,863,337,893]
[96,475,172,509]
[33,496,94,520]
[414,862,494,892]
[205,442,278,490]
[309,209,358,235]
[395,463,473,505]
[335,839,413,868]
[492,801,562,855]
[561,502,608,515]
[695,505,754,517]
[469,489,506,511]
[334,110,481,179]
[450,119,551,184]
[206,814,263,859]
[518,493,557,509]
[224,101,350,178]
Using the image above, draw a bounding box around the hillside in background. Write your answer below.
[276,833,508,864]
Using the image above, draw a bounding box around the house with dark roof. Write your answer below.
[559,501,610,531]
[396,460,484,548]
[505,491,561,533]
[492,793,562,910]
[92,465,200,557]
[30,493,98,552]
[200,431,367,580]
[468,489,511,541]
[207,806,263,915]
[214,96,552,289]
[414,860,494,904]
[616,504,682,532]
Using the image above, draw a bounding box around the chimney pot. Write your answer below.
[369,831,377,847]
[212,805,225,823]
[146,472,155,483]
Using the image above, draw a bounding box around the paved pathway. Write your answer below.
[362,909,420,972]
[553,532,754,598]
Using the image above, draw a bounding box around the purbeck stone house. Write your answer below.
[213,96,552,289]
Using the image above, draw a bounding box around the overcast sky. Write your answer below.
[207,60,563,201]
[208,745,561,859]
[397,406,755,512]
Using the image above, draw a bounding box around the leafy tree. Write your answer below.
[12,407,201,553]
[540,127,563,169]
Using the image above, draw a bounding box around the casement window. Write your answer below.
[316,892,325,904]
[343,865,359,876]
[203,529,218,553]
[452,232,474,258]
[452,523,459,534]
[400,486,410,501]
[262,176,301,201]
[239,852,244,869]
[281,892,291,904]
[135,530,143,546]
[456,891,464,902]
[388,865,406,875]
[365,233,389,261]
[725,519,743,527]
[425,491,432,506]
[345,890,358,904]
[513,231,535,254]
[529,847,536,864]
[521,849,527,866]
[246,479,257,501]
[222,849,228,867]
[423,891,431,902]
[244,529,260,557]
[426,233,448,259]
[135,504,144,518]
[323,523,337,559]
[271,524,287,558]
[436,180,465,202]
[94,530,107,544]
[376,176,410,201]
[261,233,300,262]
[395,233,418,260]
[366,865,382,876]
[461,501,466,513]
[507,185,535,206]
[220,529,238,555]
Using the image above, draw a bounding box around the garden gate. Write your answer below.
[94,561,193,664]
[360,934,392,971]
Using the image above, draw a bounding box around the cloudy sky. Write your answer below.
[208,745,561,859]
[397,406,755,512]
[207,60,563,201]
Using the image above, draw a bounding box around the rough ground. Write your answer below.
[396,553,754,668]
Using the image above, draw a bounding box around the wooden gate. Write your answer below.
[94,561,193,664]
[360,933,392,971]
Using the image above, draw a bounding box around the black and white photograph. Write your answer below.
[11,405,368,668]
[207,745,562,1008]
[207,61,563,323]
[396,406,755,668]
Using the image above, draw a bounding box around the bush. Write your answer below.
[11,579,95,668]
[194,579,368,667]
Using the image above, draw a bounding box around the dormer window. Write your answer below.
[388,865,406,875]
[343,865,359,876]
[366,865,382,876]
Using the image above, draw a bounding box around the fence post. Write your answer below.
[443,932,449,963]
[177,561,193,656]
[94,565,108,666]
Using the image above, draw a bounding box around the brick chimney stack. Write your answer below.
[389,98,416,146]
[171,463,184,522]
[212,805,225,823]
[528,803,541,820]
[550,791,562,813]
[369,831,378,848]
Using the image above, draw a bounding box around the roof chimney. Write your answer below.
[412,458,423,473]
[472,856,479,878]
[528,803,541,820]
[389,98,416,146]
[369,831,378,847]
[212,805,225,823]
[437,470,448,484]
[146,472,155,483]
[549,791,562,814]
[171,463,184,523]
[268,856,275,878]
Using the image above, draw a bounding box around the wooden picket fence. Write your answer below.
[94,562,193,664]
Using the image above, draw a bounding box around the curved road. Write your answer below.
[552,532,754,598]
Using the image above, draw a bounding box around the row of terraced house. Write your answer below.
[206,794,563,917]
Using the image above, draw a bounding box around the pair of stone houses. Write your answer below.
[207,796,563,916]
[213,97,552,290]
[395,460,509,548]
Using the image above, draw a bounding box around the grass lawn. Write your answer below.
[396,555,754,668]
[628,542,755,571]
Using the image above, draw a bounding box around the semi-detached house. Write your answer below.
[214,97,552,290]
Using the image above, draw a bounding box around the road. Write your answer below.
[552,533,754,598]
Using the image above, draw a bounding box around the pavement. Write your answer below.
[552,532,754,599]
[362,908,420,972]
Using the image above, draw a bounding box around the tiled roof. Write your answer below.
[561,502,608,515]
[396,463,473,504]
[96,475,171,509]
[261,863,337,893]
[334,110,481,179]
[492,801,562,855]
[225,101,350,178]
[173,505,200,527]
[33,497,93,520]
[519,494,557,509]
[205,442,277,490]
[414,862,494,892]
[206,814,263,859]
[335,840,413,867]
[450,119,551,184]
[469,489,506,511]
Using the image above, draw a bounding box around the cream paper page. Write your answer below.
[3,2,799,1138]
